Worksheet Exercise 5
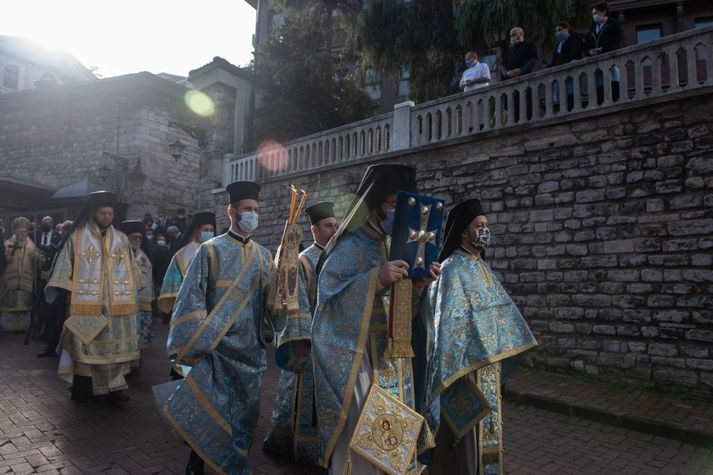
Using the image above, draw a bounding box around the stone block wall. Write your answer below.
[206,92,713,395]
[0,75,204,218]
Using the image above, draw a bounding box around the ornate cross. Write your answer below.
[407,202,437,269]
[81,244,100,265]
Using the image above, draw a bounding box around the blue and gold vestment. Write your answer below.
[311,226,430,472]
[162,233,273,475]
[427,249,537,475]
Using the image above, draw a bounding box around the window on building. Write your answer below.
[695,17,713,29]
[636,24,662,44]
[398,68,410,96]
[364,69,381,100]
[3,65,19,90]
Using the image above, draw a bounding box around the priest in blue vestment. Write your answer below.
[163,182,274,475]
[426,198,537,474]
[264,201,338,464]
[311,164,440,474]
[157,211,216,315]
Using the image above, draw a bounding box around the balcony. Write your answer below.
[224,26,713,186]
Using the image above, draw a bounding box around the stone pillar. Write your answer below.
[393,100,414,151]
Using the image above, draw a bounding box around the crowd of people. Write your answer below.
[460,1,622,113]
[2,159,538,475]
[0,208,222,332]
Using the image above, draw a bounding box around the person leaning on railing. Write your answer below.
[585,1,622,103]
[547,21,584,111]
[504,27,538,121]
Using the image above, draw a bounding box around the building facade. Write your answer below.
[0,36,96,94]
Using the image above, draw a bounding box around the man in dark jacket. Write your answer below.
[505,27,538,79]
[586,1,622,103]
[505,27,538,121]
[551,21,583,67]
[549,21,584,111]
[34,216,64,357]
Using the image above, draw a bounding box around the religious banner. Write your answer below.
[386,192,445,358]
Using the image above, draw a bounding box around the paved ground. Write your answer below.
[1,322,712,474]
[507,368,713,437]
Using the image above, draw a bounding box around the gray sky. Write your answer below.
[2,0,256,78]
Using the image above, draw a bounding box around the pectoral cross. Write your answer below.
[81,244,100,265]
[407,202,437,269]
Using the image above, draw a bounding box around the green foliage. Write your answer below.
[251,2,375,146]
[254,0,595,136]
[348,0,593,102]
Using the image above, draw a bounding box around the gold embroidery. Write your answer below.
[349,384,424,475]
[81,244,100,264]
[111,247,124,265]
[451,388,472,416]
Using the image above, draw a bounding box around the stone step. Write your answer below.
[503,367,713,448]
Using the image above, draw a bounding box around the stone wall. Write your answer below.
[205,90,713,395]
[0,73,205,218]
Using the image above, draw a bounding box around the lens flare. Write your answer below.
[257,140,288,173]
[184,90,215,117]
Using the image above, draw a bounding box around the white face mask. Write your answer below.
[199,231,214,243]
[238,211,258,233]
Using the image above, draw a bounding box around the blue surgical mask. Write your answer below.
[593,13,603,23]
[199,231,214,243]
[238,211,259,233]
[381,209,395,235]
[556,31,566,41]
[465,59,474,68]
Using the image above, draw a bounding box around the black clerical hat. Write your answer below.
[356,164,417,209]
[87,190,118,210]
[226,181,260,204]
[305,201,335,225]
[192,212,216,228]
[174,211,217,249]
[122,220,145,236]
[439,198,486,261]
[315,164,418,274]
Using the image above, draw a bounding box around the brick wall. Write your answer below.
[206,91,713,395]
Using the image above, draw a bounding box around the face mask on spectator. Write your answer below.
[593,13,603,23]
[556,31,566,41]
[465,59,475,68]
[157,239,166,246]
[510,36,520,45]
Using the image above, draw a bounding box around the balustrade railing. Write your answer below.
[224,26,712,185]
[226,113,393,183]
